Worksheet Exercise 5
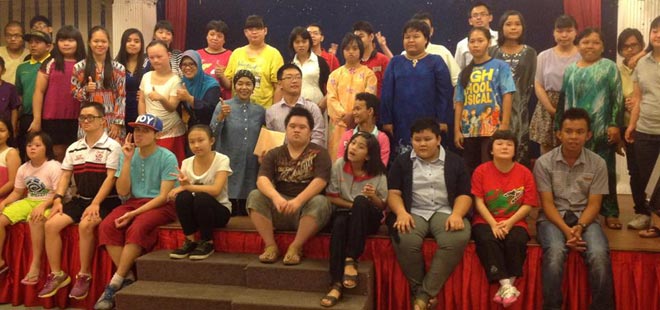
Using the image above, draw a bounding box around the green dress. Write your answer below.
[556,58,624,217]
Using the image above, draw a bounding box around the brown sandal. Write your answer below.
[258,245,280,263]
[605,216,622,230]
[283,246,303,265]
[342,259,358,289]
[320,283,343,307]
[639,226,660,238]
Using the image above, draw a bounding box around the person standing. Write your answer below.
[0,21,29,85]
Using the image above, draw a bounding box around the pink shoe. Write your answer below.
[500,285,520,308]
[492,285,505,304]
[69,274,92,300]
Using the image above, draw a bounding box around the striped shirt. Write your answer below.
[62,133,122,198]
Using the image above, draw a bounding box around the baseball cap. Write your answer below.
[128,114,163,132]
[23,30,52,44]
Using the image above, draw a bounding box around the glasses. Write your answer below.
[78,115,103,122]
[180,62,196,69]
[5,34,22,39]
[471,12,490,18]
[623,43,640,50]
[281,75,302,81]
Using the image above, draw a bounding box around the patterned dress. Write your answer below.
[556,58,624,217]
[491,45,537,167]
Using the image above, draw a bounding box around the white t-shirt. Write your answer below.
[140,71,185,138]
[180,152,233,211]
[293,52,325,104]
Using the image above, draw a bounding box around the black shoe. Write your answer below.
[169,239,197,259]
[189,240,215,260]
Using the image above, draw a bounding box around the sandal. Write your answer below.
[639,226,660,238]
[320,283,343,307]
[0,264,8,277]
[258,245,280,263]
[282,246,303,265]
[605,216,622,230]
[21,272,40,285]
[342,259,358,289]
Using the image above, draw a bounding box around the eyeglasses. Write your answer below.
[281,75,302,81]
[623,43,640,50]
[180,62,196,69]
[78,115,103,122]
[471,12,490,18]
[5,34,22,39]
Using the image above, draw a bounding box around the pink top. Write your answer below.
[41,59,80,120]
[336,126,390,166]
[15,159,61,200]
[0,147,14,201]
[197,48,233,100]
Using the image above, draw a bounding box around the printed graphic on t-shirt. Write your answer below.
[461,67,500,137]
[25,176,49,198]
[276,149,319,183]
[485,186,524,215]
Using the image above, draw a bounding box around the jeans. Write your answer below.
[536,220,614,310]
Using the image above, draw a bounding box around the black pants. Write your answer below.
[634,131,660,214]
[230,199,248,216]
[17,114,33,162]
[329,196,382,283]
[472,224,529,282]
[175,191,231,241]
[623,128,648,215]
[463,137,490,177]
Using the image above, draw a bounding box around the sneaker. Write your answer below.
[627,214,651,230]
[189,240,215,260]
[492,285,506,304]
[500,285,520,308]
[169,239,197,259]
[69,274,92,300]
[94,284,119,310]
[38,272,71,298]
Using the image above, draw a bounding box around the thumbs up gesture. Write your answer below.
[176,83,193,103]
[86,76,97,93]
[148,86,165,102]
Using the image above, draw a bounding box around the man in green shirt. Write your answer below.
[15,30,50,159]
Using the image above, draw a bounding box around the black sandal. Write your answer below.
[320,283,343,307]
[342,259,358,289]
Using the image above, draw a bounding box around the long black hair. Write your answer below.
[51,25,86,72]
[84,26,113,89]
[459,27,492,89]
[343,131,386,177]
[115,28,145,81]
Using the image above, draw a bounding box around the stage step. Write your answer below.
[115,250,374,309]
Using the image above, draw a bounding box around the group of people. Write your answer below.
[0,2,658,309]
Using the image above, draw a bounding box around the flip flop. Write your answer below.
[320,283,343,307]
[605,217,622,230]
[342,259,359,289]
[282,246,302,265]
[258,245,280,263]
[21,272,40,285]
[639,226,660,238]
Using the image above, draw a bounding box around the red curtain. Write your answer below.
[165,0,187,51]
[2,223,660,309]
[563,0,601,30]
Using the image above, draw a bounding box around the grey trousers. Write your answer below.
[392,212,471,302]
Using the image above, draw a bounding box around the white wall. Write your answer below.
[111,0,158,56]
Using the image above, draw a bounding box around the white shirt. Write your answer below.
[140,72,185,138]
[293,52,325,104]
[180,152,233,211]
[454,28,499,69]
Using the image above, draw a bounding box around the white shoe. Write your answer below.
[627,214,651,230]
[500,285,520,308]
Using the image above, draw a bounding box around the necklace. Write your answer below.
[404,52,427,68]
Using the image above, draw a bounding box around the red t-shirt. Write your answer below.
[361,51,389,98]
[197,48,233,99]
[471,161,538,231]
[320,50,340,72]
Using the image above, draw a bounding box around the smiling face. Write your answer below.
[57,38,78,58]
[578,32,604,63]
[234,76,254,101]
[89,30,110,57]
[352,99,373,126]
[180,56,198,79]
[279,67,302,95]
[411,129,440,161]
[125,33,142,56]
[154,28,173,47]
[650,26,660,52]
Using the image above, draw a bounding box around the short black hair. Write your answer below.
[29,15,51,28]
[555,14,577,30]
[26,131,55,161]
[154,20,174,34]
[352,21,375,35]
[410,118,442,137]
[80,101,105,116]
[497,10,526,45]
[285,106,315,130]
[340,33,364,58]
[403,19,431,47]
[617,28,644,56]
[4,21,23,33]
[307,23,324,34]
[576,27,604,46]
[488,130,518,159]
[245,15,266,29]
[277,63,302,80]
[187,124,214,141]
[206,20,229,36]
[412,11,434,26]
[560,108,591,131]
[289,26,312,55]
[355,92,380,118]
[469,2,492,17]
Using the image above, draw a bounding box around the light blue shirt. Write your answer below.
[410,147,451,220]
[116,147,178,198]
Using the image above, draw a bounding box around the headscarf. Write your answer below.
[180,49,219,99]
